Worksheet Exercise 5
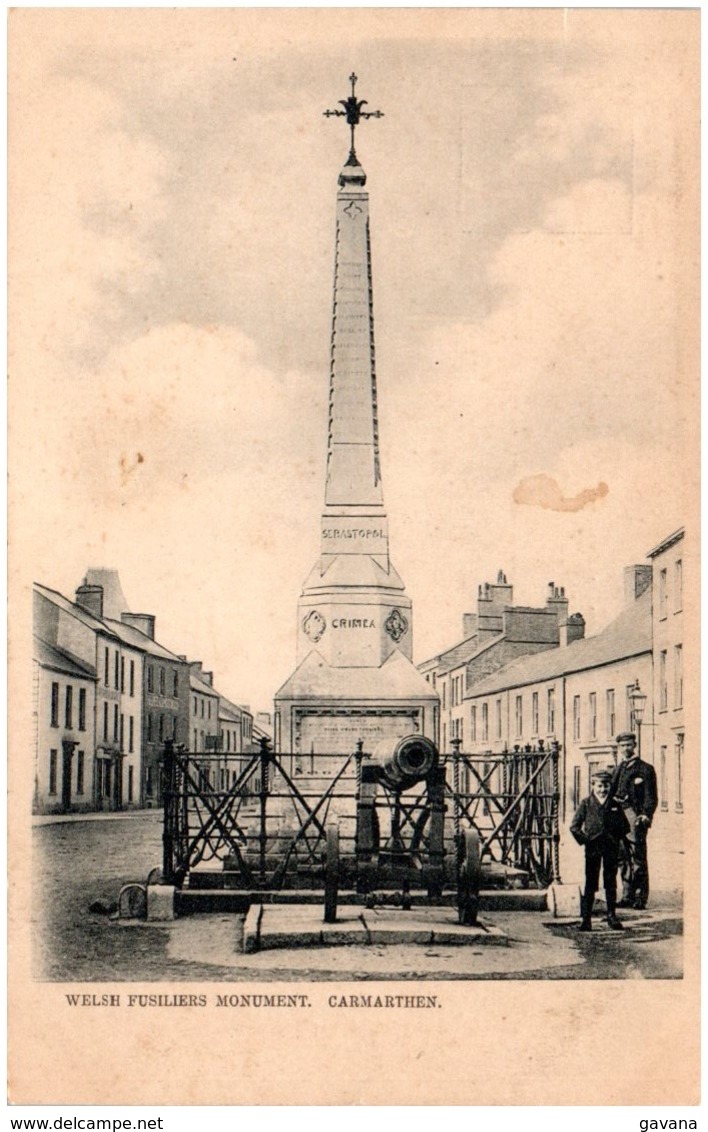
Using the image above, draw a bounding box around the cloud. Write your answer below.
[513,474,609,512]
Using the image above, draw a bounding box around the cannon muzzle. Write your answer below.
[370,734,439,788]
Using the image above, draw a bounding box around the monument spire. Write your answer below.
[322,74,385,513]
[274,76,439,756]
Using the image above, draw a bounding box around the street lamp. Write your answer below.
[628,679,648,759]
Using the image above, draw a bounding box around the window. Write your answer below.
[50,682,59,727]
[532,692,539,737]
[159,667,165,695]
[442,722,447,750]
[208,701,211,720]
[114,650,120,690]
[470,706,477,743]
[573,766,581,810]
[65,685,73,729]
[547,688,556,735]
[495,699,502,740]
[515,695,523,738]
[442,683,446,711]
[659,568,668,619]
[659,746,668,810]
[49,749,58,794]
[193,728,197,749]
[172,716,177,739]
[573,695,580,741]
[201,699,205,719]
[147,666,154,693]
[193,696,197,715]
[104,647,110,686]
[103,702,109,741]
[459,719,464,748]
[606,689,615,739]
[173,670,178,697]
[113,703,119,742]
[129,660,135,697]
[674,559,683,612]
[78,688,86,731]
[76,750,84,795]
[674,644,683,708]
[481,703,489,742]
[589,692,597,740]
[120,713,125,751]
[675,735,684,812]
[660,650,668,710]
[146,766,153,796]
[147,714,153,743]
[128,765,134,804]
[129,716,134,753]
[625,685,635,730]
[120,657,125,693]
[159,714,164,742]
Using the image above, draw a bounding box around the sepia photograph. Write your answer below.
[9,7,699,1106]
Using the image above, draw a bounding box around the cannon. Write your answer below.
[323,735,482,926]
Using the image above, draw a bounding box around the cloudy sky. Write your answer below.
[11,9,698,713]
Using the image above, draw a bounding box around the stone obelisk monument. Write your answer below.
[275,76,439,756]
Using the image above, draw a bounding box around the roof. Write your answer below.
[647,527,685,559]
[468,589,652,699]
[275,648,440,702]
[103,617,183,662]
[33,636,97,680]
[219,704,242,724]
[218,693,251,720]
[419,633,480,675]
[34,583,121,640]
[191,672,220,698]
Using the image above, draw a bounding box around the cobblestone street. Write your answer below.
[33,811,683,982]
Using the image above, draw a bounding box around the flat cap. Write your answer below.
[591,770,613,783]
[615,732,636,744]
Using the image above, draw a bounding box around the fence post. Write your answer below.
[258,736,271,886]
[450,737,462,848]
[550,740,562,883]
[162,738,175,885]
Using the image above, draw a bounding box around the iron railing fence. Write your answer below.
[161,738,561,891]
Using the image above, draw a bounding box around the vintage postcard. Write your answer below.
[9,8,699,1106]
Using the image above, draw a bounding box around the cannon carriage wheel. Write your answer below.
[323,822,340,924]
[458,828,482,926]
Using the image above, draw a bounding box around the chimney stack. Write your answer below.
[546,582,569,623]
[75,583,104,620]
[624,564,652,605]
[121,612,156,640]
[559,613,586,647]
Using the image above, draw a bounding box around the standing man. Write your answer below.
[611,731,658,909]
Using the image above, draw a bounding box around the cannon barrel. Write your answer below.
[369,734,439,788]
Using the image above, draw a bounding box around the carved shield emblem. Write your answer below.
[302,610,326,643]
[384,608,409,642]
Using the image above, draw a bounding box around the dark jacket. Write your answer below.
[611,757,658,824]
[570,794,630,846]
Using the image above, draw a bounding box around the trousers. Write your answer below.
[583,834,620,907]
[619,825,649,906]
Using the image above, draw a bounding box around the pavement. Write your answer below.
[242,903,509,952]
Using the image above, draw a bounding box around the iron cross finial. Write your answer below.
[323,73,384,159]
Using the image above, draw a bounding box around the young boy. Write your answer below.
[570,769,630,931]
